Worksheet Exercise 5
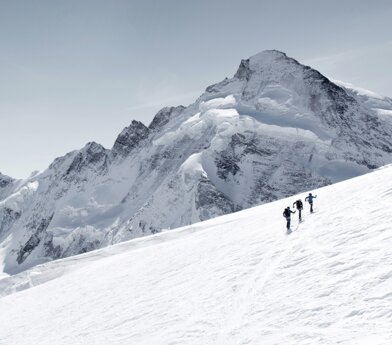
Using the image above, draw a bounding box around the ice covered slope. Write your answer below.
[332,79,392,120]
[2,50,392,274]
[1,166,391,345]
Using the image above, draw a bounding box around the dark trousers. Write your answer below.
[298,209,302,221]
[286,217,291,229]
[310,202,313,213]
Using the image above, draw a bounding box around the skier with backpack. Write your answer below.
[305,193,317,213]
[292,199,303,222]
[283,206,296,231]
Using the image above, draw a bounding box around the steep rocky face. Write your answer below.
[196,176,241,221]
[16,213,54,264]
[0,173,15,202]
[0,207,21,236]
[202,50,392,170]
[65,142,110,177]
[0,173,13,189]
[149,106,185,131]
[112,120,150,157]
[2,50,392,274]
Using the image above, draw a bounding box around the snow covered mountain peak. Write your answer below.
[0,173,13,188]
[249,48,288,59]
[112,120,149,157]
[1,50,392,274]
[0,173,15,202]
[65,141,109,175]
[205,48,351,112]
[234,49,312,80]
[201,50,392,169]
[148,105,185,131]
[240,49,294,72]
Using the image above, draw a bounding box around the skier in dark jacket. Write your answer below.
[293,199,303,221]
[305,193,317,213]
[283,206,296,231]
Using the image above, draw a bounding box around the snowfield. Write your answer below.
[1,165,392,344]
[2,50,392,273]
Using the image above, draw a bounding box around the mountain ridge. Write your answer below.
[1,50,392,274]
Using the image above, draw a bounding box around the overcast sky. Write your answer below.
[1,0,391,178]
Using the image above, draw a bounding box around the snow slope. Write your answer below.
[2,49,392,274]
[1,165,391,345]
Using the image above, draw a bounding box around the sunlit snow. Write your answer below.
[0,165,391,344]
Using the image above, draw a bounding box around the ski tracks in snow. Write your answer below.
[216,220,305,344]
[2,167,392,345]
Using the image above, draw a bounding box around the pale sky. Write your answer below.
[1,0,391,178]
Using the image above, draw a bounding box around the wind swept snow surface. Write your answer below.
[1,166,392,344]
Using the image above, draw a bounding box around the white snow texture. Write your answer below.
[0,165,391,344]
[1,49,392,275]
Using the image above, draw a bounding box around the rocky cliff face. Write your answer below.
[0,173,15,201]
[112,121,150,157]
[2,50,392,274]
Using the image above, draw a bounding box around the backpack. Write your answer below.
[296,200,303,209]
[283,208,290,218]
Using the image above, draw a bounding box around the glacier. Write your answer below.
[1,50,392,274]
